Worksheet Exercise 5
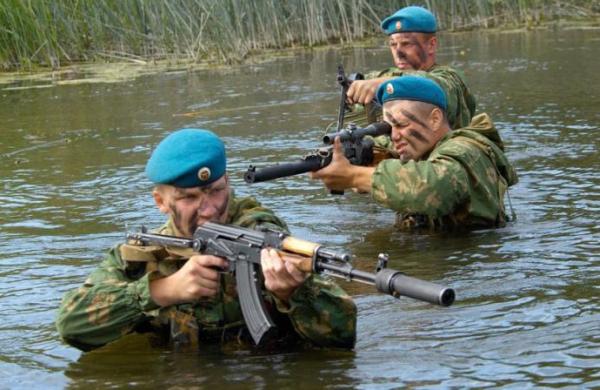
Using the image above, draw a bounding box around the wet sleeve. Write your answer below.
[55,247,160,351]
[272,275,357,349]
[371,156,470,217]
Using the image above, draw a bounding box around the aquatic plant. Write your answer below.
[0,0,597,70]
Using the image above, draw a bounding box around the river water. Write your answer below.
[1,28,599,389]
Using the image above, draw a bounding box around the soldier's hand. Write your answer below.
[309,137,354,192]
[347,78,387,105]
[261,248,308,303]
[310,137,375,193]
[150,255,228,306]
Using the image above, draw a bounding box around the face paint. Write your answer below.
[389,33,433,70]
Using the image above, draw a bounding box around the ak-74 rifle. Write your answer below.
[127,222,455,346]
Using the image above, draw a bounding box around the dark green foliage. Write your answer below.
[0,0,597,70]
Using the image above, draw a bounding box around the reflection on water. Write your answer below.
[1,28,599,388]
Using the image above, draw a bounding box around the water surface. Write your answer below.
[1,28,599,389]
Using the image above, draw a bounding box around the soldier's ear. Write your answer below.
[429,107,444,132]
[427,35,438,55]
[152,187,170,214]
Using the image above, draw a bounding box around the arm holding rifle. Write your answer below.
[125,219,453,348]
[56,198,357,351]
[310,136,375,194]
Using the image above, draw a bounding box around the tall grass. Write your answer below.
[1,0,598,71]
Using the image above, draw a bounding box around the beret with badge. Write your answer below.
[145,128,226,188]
[380,6,437,35]
[376,75,448,112]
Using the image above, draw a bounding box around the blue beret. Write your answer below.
[145,128,226,188]
[381,6,437,35]
[376,76,447,112]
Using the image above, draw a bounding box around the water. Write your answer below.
[1,28,599,389]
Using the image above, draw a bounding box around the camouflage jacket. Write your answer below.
[342,64,477,130]
[371,113,518,230]
[56,194,357,351]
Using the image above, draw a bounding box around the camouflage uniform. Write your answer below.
[342,65,477,131]
[56,194,357,351]
[371,113,518,229]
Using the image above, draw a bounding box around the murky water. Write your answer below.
[1,28,599,389]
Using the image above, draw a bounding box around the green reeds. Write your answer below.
[0,0,598,71]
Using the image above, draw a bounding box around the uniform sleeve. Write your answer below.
[371,155,470,218]
[55,246,160,351]
[272,275,357,348]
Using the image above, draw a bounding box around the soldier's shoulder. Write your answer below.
[434,131,491,161]
[430,64,463,75]
[229,196,289,232]
[428,65,469,86]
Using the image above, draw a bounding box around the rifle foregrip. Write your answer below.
[281,236,319,257]
[375,269,455,307]
[236,261,277,345]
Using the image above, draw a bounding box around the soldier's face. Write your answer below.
[384,101,440,162]
[388,33,436,70]
[155,176,230,237]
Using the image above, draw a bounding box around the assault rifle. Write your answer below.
[127,222,455,346]
[243,121,391,189]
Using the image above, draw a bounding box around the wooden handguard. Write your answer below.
[280,236,320,273]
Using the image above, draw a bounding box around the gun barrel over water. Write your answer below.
[244,153,329,183]
[377,269,455,306]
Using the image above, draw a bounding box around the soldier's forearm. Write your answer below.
[285,277,357,348]
[351,165,376,193]
[56,275,158,350]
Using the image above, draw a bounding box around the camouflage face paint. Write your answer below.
[400,108,430,129]
[412,35,428,65]
[389,33,430,70]
[169,201,196,237]
[212,190,230,224]
[400,109,431,144]
[407,129,428,144]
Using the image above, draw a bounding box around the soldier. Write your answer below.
[56,129,356,351]
[344,6,476,130]
[312,76,518,230]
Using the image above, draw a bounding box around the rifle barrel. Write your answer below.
[244,153,329,183]
[318,261,454,307]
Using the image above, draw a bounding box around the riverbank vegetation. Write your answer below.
[1,0,598,71]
